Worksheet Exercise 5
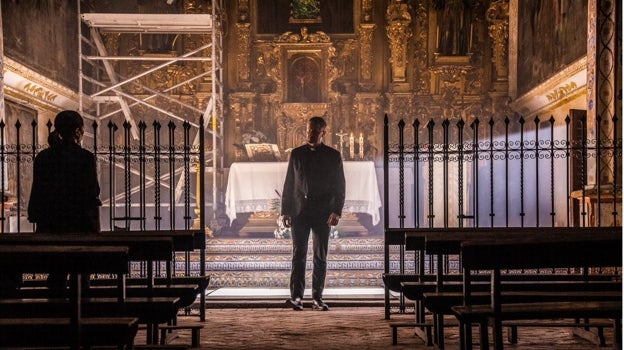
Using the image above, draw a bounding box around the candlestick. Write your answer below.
[359,132,364,159]
[349,133,355,159]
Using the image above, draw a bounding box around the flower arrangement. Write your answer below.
[270,189,340,239]
[271,190,291,239]
[241,130,268,144]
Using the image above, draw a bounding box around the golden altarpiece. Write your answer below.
[223,0,498,236]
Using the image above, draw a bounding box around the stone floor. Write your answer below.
[135,307,617,349]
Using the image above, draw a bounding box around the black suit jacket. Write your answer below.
[28,142,101,233]
[281,143,346,218]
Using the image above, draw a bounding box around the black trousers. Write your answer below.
[289,212,330,301]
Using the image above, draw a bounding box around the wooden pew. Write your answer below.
[102,229,208,344]
[384,228,413,319]
[392,227,620,348]
[0,233,173,295]
[0,245,137,349]
[452,232,622,350]
[0,234,188,346]
[102,229,209,322]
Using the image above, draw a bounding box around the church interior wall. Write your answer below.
[1,0,620,234]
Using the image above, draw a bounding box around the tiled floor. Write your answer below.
[138,305,616,349]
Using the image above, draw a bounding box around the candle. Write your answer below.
[349,133,355,159]
[359,132,364,159]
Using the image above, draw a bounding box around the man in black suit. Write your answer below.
[281,116,346,311]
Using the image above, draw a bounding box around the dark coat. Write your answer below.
[28,142,101,233]
[281,143,346,218]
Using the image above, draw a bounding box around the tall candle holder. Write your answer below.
[359,132,364,159]
[349,133,355,160]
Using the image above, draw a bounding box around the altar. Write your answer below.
[225,161,382,236]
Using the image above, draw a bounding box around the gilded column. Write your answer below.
[412,0,430,95]
[359,24,376,85]
[236,0,252,90]
[486,0,509,86]
[236,23,252,88]
[587,0,618,186]
[385,0,412,84]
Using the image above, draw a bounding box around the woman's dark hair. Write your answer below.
[49,110,84,148]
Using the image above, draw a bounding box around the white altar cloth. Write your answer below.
[225,161,382,225]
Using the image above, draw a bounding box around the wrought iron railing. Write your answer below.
[0,116,206,234]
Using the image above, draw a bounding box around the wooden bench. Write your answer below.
[103,229,208,322]
[0,244,135,349]
[159,323,204,347]
[0,235,189,346]
[452,231,622,350]
[392,227,620,348]
[0,317,139,349]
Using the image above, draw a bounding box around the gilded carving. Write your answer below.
[277,27,331,43]
[358,24,375,84]
[411,0,429,94]
[385,0,412,82]
[23,82,58,102]
[486,0,509,82]
[255,44,279,78]
[332,39,357,79]
[545,82,578,102]
[429,65,472,84]
[237,0,250,22]
[361,0,373,22]
[236,23,252,83]
[464,68,483,95]
[184,0,206,14]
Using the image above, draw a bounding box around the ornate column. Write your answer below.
[359,0,376,91]
[412,0,430,95]
[486,0,509,92]
[359,24,376,90]
[385,0,412,90]
[236,0,252,90]
[586,0,619,186]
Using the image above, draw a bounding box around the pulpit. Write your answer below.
[225,161,381,237]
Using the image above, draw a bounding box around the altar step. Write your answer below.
[206,238,403,288]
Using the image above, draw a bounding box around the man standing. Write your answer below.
[281,116,346,311]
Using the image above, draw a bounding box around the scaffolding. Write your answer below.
[78,1,224,230]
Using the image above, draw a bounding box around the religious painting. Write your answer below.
[289,0,322,24]
[1,1,79,91]
[287,55,321,102]
[255,0,354,34]
[517,0,587,96]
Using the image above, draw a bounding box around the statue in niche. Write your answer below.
[288,56,321,102]
[385,0,412,82]
[434,0,471,56]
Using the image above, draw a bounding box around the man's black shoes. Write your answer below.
[312,299,329,311]
[286,297,304,311]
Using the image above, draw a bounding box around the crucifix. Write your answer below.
[335,129,348,159]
